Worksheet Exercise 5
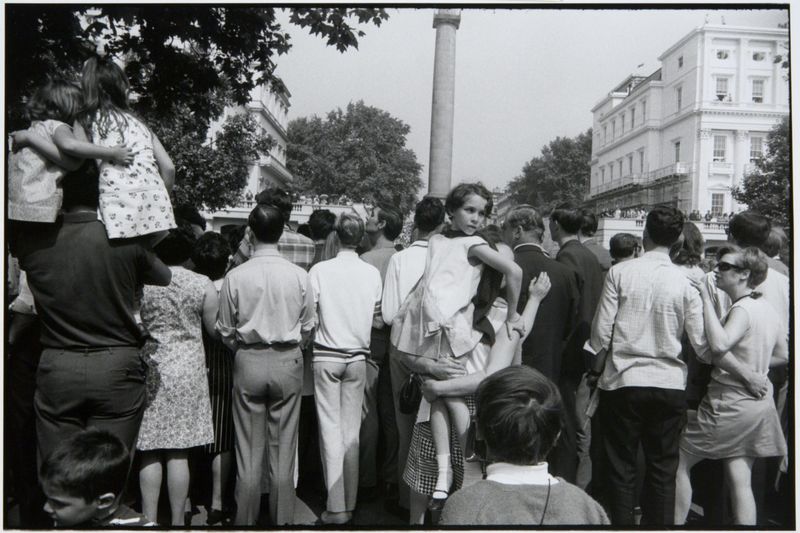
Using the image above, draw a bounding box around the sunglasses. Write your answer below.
[716,261,744,272]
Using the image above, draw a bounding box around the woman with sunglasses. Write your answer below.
[675,246,788,525]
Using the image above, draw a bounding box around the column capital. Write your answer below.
[433,9,461,29]
[735,129,749,140]
[697,128,711,140]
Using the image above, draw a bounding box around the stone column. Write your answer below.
[696,128,712,212]
[427,9,461,198]
[732,129,749,211]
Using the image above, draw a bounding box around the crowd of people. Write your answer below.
[5,57,793,529]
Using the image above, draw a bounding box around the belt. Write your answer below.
[240,341,299,350]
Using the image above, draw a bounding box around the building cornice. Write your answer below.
[658,25,788,61]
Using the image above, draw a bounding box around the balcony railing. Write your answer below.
[589,163,689,198]
[709,161,734,175]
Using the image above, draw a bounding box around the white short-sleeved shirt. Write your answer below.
[309,250,382,356]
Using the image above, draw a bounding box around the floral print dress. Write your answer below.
[137,266,214,451]
[91,111,176,239]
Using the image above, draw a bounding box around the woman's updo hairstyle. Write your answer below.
[475,366,563,465]
[334,212,365,248]
[739,247,768,288]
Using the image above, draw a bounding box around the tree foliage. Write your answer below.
[287,101,423,214]
[6,6,388,209]
[154,110,273,212]
[506,129,593,213]
[733,117,790,228]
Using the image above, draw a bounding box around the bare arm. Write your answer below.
[215,276,239,351]
[519,273,551,334]
[53,122,134,165]
[692,279,748,354]
[151,132,175,192]
[10,128,82,170]
[201,281,220,340]
[142,257,172,286]
[423,325,519,399]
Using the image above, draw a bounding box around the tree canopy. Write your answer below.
[287,101,423,214]
[733,117,790,228]
[6,6,388,210]
[7,6,388,129]
[506,129,593,214]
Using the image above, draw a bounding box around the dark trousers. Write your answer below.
[35,346,146,462]
[5,315,50,527]
[548,376,578,483]
[359,327,399,488]
[599,387,686,526]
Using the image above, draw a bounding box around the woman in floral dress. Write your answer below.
[137,226,218,525]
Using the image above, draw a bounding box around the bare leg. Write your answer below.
[674,449,703,524]
[443,397,481,487]
[725,456,756,525]
[210,451,232,512]
[409,489,428,525]
[429,399,453,496]
[165,450,190,526]
[139,451,163,524]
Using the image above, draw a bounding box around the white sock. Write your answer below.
[434,454,452,494]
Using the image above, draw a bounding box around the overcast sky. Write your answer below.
[274,6,788,193]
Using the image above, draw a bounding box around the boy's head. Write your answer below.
[609,232,641,263]
[308,209,336,241]
[727,210,771,247]
[549,203,583,239]
[248,204,284,244]
[476,366,563,466]
[580,209,599,237]
[644,206,684,247]
[414,196,445,234]
[40,429,130,527]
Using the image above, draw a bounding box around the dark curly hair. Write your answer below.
[192,232,231,281]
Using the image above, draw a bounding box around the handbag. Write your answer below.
[398,372,422,415]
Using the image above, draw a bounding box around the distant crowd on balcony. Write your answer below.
[601,207,740,226]
[242,190,356,209]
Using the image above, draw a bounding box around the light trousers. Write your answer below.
[314,359,366,513]
[233,346,303,526]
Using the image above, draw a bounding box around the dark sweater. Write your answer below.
[440,478,609,526]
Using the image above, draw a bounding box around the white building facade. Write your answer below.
[585,24,789,216]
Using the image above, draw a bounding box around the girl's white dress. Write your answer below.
[391,233,487,360]
[8,119,68,222]
[91,112,176,239]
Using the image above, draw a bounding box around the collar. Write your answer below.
[559,238,581,249]
[642,250,673,263]
[62,210,98,223]
[252,248,282,258]
[409,240,429,248]
[486,462,558,486]
[372,240,397,250]
[514,243,549,256]
[337,250,359,259]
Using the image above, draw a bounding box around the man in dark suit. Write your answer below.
[502,205,579,383]
[579,210,612,273]
[548,203,605,487]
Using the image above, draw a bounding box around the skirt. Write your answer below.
[403,395,476,496]
[202,330,234,454]
[680,380,786,459]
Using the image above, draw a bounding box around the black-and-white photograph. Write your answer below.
[4,3,792,529]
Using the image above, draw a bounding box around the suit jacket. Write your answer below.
[582,239,612,273]
[555,239,604,379]
[514,244,579,382]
